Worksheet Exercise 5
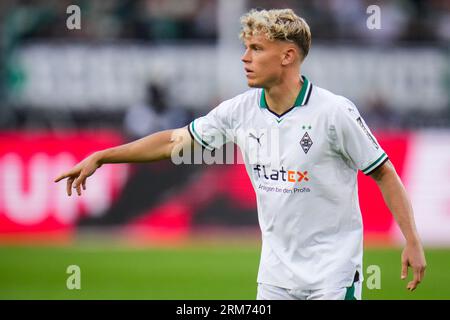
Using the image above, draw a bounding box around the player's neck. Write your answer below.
[264,73,302,115]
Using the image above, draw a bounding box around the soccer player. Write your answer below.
[54,9,426,300]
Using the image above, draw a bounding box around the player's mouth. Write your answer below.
[245,68,255,77]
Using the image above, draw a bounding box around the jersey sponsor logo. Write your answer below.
[253,164,309,183]
[300,132,313,154]
[356,117,379,149]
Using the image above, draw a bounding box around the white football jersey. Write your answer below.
[188,76,388,290]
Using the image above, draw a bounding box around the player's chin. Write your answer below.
[246,79,262,88]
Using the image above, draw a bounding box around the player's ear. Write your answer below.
[281,46,298,66]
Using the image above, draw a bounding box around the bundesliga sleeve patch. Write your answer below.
[356,117,379,150]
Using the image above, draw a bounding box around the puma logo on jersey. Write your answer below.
[249,132,264,146]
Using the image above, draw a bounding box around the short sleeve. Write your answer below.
[333,98,389,175]
[188,100,234,151]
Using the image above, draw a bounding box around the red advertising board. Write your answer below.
[0,131,128,238]
[1,130,449,245]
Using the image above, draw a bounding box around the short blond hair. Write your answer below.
[239,8,312,59]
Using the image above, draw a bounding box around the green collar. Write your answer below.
[260,76,312,109]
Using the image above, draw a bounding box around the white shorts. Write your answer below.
[256,281,362,300]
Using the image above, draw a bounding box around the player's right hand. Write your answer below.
[54,153,102,196]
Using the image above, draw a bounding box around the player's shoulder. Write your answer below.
[312,85,360,117]
[221,88,260,107]
[215,88,260,117]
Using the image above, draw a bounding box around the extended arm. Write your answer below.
[370,160,427,291]
[54,127,193,196]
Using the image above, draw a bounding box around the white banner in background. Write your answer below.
[391,130,450,246]
[12,44,449,112]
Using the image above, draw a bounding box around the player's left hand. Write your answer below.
[401,242,426,291]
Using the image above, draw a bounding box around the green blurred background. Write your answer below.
[1,242,448,300]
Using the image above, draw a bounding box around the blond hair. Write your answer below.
[239,8,312,59]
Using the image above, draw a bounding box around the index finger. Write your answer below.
[54,173,69,183]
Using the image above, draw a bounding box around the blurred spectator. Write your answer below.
[363,95,402,130]
[79,81,194,228]
[246,0,450,43]
[2,0,449,43]
[356,0,410,43]
[123,82,190,140]
[0,0,449,130]
[429,0,450,41]
[0,0,218,42]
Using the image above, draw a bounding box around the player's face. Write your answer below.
[241,34,285,88]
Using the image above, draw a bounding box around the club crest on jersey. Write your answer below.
[300,132,313,154]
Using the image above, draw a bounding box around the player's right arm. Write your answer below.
[54,127,193,196]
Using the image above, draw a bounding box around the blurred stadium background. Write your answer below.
[0,0,449,300]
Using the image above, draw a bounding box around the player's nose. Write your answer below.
[241,49,251,63]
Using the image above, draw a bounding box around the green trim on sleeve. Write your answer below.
[189,120,214,151]
[362,152,388,175]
